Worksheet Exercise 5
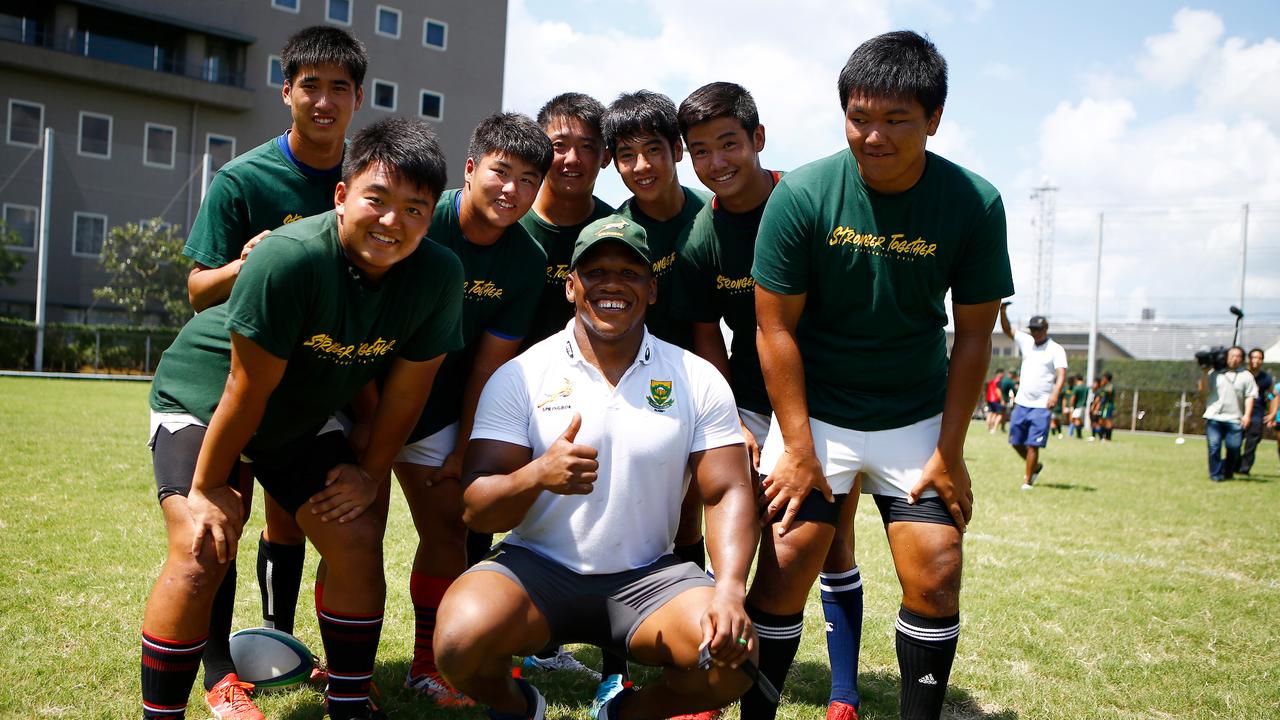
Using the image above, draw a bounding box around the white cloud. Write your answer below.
[1136,8,1223,89]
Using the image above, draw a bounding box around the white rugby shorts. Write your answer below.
[758,413,943,497]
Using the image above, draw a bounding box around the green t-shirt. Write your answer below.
[1000,376,1017,402]
[184,134,340,270]
[1099,382,1115,409]
[616,186,709,350]
[1071,384,1089,408]
[409,189,547,442]
[151,211,464,455]
[753,149,1012,431]
[670,174,783,415]
[518,196,615,349]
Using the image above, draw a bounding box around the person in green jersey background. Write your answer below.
[673,81,865,719]
[520,93,616,349]
[1096,371,1116,442]
[393,113,551,707]
[601,90,711,577]
[1069,374,1088,439]
[140,118,461,720]
[747,31,1012,720]
[177,25,368,718]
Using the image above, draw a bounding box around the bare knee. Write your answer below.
[902,545,962,616]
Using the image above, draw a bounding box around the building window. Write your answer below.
[73,212,107,258]
[419,90,444,121]
[376,5,401,38]
[3,204,38,250]
[78,112,112,159]
[268,54,285,87]
[272,0,300,13]
[423,18,447,50]
[327,0,352,25]
[8,99,44,147]
[206,134,236,173]
[372,79,397,111]
[143,123,177,169]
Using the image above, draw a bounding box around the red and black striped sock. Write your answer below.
[409,572,451,677]
[317,604,383,720]
[141,631,206,719]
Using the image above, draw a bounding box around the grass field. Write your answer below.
[1,376,1277,719]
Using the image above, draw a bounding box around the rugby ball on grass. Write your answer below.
[228,627,313,691]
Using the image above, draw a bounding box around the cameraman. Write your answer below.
[1197,346,1258,481]
[1238,348,1274,475]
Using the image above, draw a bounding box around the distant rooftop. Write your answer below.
[1048,321,1280,360]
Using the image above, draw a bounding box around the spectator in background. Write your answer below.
[998,370,1018,433]
[1068,374,1088,439]
[999,306,1067,489]
[985,368,1006,433]
[1197,346,1258,482]
[1095,372,1116,443]
[1237,348,1273,475]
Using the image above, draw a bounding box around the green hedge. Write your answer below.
[0,318,180,374]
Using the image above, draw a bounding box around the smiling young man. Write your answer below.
[174,25,367,718]
[520,93,616,348]
[140,117,462,720]
[433,214,759,720]
[674,81,866,720]
[393,112,551,707]
[746,31,1012,720]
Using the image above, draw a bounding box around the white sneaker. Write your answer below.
[1021,483,1034,490]
[521,648,601,680]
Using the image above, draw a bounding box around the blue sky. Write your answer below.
[504,1,1280,325]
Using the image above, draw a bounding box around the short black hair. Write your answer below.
[467,112,553,176]
[838,30,947,116]
[537,92,606,138]
[1249,347,1265,358]
[343,117,448,200]
[677,82,760,141]
[1102,371,1113,381]
[995,368,1004,374]
[281,26,368,88]
[601,90,681,157]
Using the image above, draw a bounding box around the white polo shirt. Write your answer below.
[1013,330,1068,408]
[471,322,743,574]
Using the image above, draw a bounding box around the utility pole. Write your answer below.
[1239,202,1249,346]
[1030,181,1058,317]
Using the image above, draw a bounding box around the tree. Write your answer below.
[0,222,26,286]
[92,218,189,326]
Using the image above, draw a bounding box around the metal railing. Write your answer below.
[0,14,246,88]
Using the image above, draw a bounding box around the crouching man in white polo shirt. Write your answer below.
[434,214,760,720]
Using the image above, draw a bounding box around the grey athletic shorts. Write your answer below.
[467,543,713,656]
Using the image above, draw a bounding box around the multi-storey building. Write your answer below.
[0,0,508,321]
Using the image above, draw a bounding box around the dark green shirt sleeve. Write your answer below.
[948,195,1013,305]
[184,172,250,268]
[752,180,813,296]
[223,235,312,360]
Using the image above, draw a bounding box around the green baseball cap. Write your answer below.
[570,214,651,268]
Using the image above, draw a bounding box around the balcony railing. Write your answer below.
[0,13,246,88]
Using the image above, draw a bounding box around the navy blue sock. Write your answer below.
[820,566,863,708]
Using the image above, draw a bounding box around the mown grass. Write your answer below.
[1,377,1276,719]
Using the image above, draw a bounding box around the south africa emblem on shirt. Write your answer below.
[647,379,674,412]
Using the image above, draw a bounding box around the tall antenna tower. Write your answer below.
[1030,181,1058,316]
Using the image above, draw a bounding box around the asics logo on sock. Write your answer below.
[918,673,938,685]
